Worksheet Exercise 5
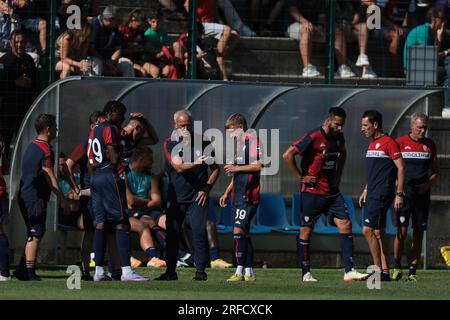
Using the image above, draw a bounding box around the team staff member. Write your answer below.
[219,114,262,282]
[284,107,368,282]
[393,113,438,282]
[156,110,220,281]
[359,110,406,282]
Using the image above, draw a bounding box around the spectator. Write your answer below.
[119,9,158,77]
[0,30,38,146]
[249,0,285,36]
[0,0,17,54]
[403,8,450,117]
[435,0,450,117]
[287,0,356,78]
[336,0,377,78]
[143,8,176,78]
[12,0,47,55]
[89,5,134,77]
[217,0,256,36]
[55,23,103,79]
[369,0,417,76]
[158,0,188,20]
[185,0,240,81]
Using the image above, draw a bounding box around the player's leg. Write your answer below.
[375,227,391,281]
[155,203,184,280]
[0,197,11,281]
[189,202,209,280]
[331,194,368,281]
[208,219,232,269]
[243,205,258,281]
[79,195,94,280]
[393,202,410,280]
[130,216,165,268]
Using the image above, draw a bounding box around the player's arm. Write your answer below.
[42,167,65,205]
[393,157,406,210]
[125,177,148,209]
[224,160,262,175]
[359,184,368,208]
[417,144,439,194]
[196,163,220,207]
[139,121,159,146]
[107,145,120,168]
[219,178,234,208]
[335,137,347,187]
[147,175,162,210]
[283,146,317,186]
[64,158,80,194]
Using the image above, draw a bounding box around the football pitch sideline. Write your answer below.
[0,268,449,300]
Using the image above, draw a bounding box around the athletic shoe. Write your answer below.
[442,107,450,118]
[81,273,93,281]
[337,65,356,78]
[381,272,391,282]
[227,274,244,282]
[244,275,256,282]
[362,66,377,79]
[343,268,369,282]
[356,53,370,67]
[177,259,189,268]
[121,271,148,282]
[406,274,417,282]
[240,24,256,37]
[302,272,318,282]
[0,275,11,281]
[93,274,112,282]
[302,64,321,78]
[28,274,41,281]
[130,256,142,268]
[147,257,166,268]
[154,272,178,281]
[12,269,29,281]
[192,271,208,281]
[392,268,403,281]
[211,258,232,269]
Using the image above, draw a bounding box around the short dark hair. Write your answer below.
[328,107,346,119]
[9,30,26,41]
[425,8,445,23]
[225,113,248,131]
[89,111,103,125]
[362,110,383,129]
[103,100,127,116]
[35,114,56,134]
[133,146,153,162]
[129,116,148,128]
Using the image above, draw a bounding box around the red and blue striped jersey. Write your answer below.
[19,139,55,201]
[292,127,344,195]
[396,134,437,194]
[231,132,262,205]
[366,135,402,198]
[87,118,119,169]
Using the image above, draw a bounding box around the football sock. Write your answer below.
[409,264,417,275]
[115,228,131,267]
[145,247,157,259]
[93,228,106,267]
[297,237,311,276]
[0,234,10,276]
[244,267,254,277]
[235,265,244,276]
[209,246,220,261]
[244,236,254,269]
[233,234,247,268]
[339,233,354,273]
[95,266,105,276]
[150,226,166,249]
[394,258,402,269]
[26,260,36,278]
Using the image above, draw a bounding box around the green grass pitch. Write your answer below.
[0,268,449,300]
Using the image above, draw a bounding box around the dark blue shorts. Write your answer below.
[364,195,394,229]
[91,168,128,225]
[300,192,349,228]
[231,202,258,230]
[129,208,163,223]
[79,195,94,231]
[18,196,47,237]
[396,192,430,232]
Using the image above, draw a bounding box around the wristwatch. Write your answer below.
[395,191,405,197]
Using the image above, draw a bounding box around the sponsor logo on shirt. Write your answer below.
[366,150,389,158]
[401,152,431,159]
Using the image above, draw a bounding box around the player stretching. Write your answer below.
[219,114,262,282]
[359,110,405,281]
[393,113,438,281]
[284,107,368,282]
[88,101,147,281]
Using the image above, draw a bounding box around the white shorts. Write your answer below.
[286,22,325,42]
[202,22,238,40]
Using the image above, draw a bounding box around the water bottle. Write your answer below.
[82,56,93,76]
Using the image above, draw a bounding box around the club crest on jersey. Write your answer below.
[320,143,326,149]
[423,145,428,151]
[405,146,411,150]
[400,216,406,223]
[375,143,381,149]
[304,216,310,223]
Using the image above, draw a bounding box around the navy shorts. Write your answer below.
[396,192,430,232]
[18,196,47,237]
[300,192,349,228]
[129,208,163,223]
[91,168,128,225]
[231,202,258,230]
[364,195,394,229]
